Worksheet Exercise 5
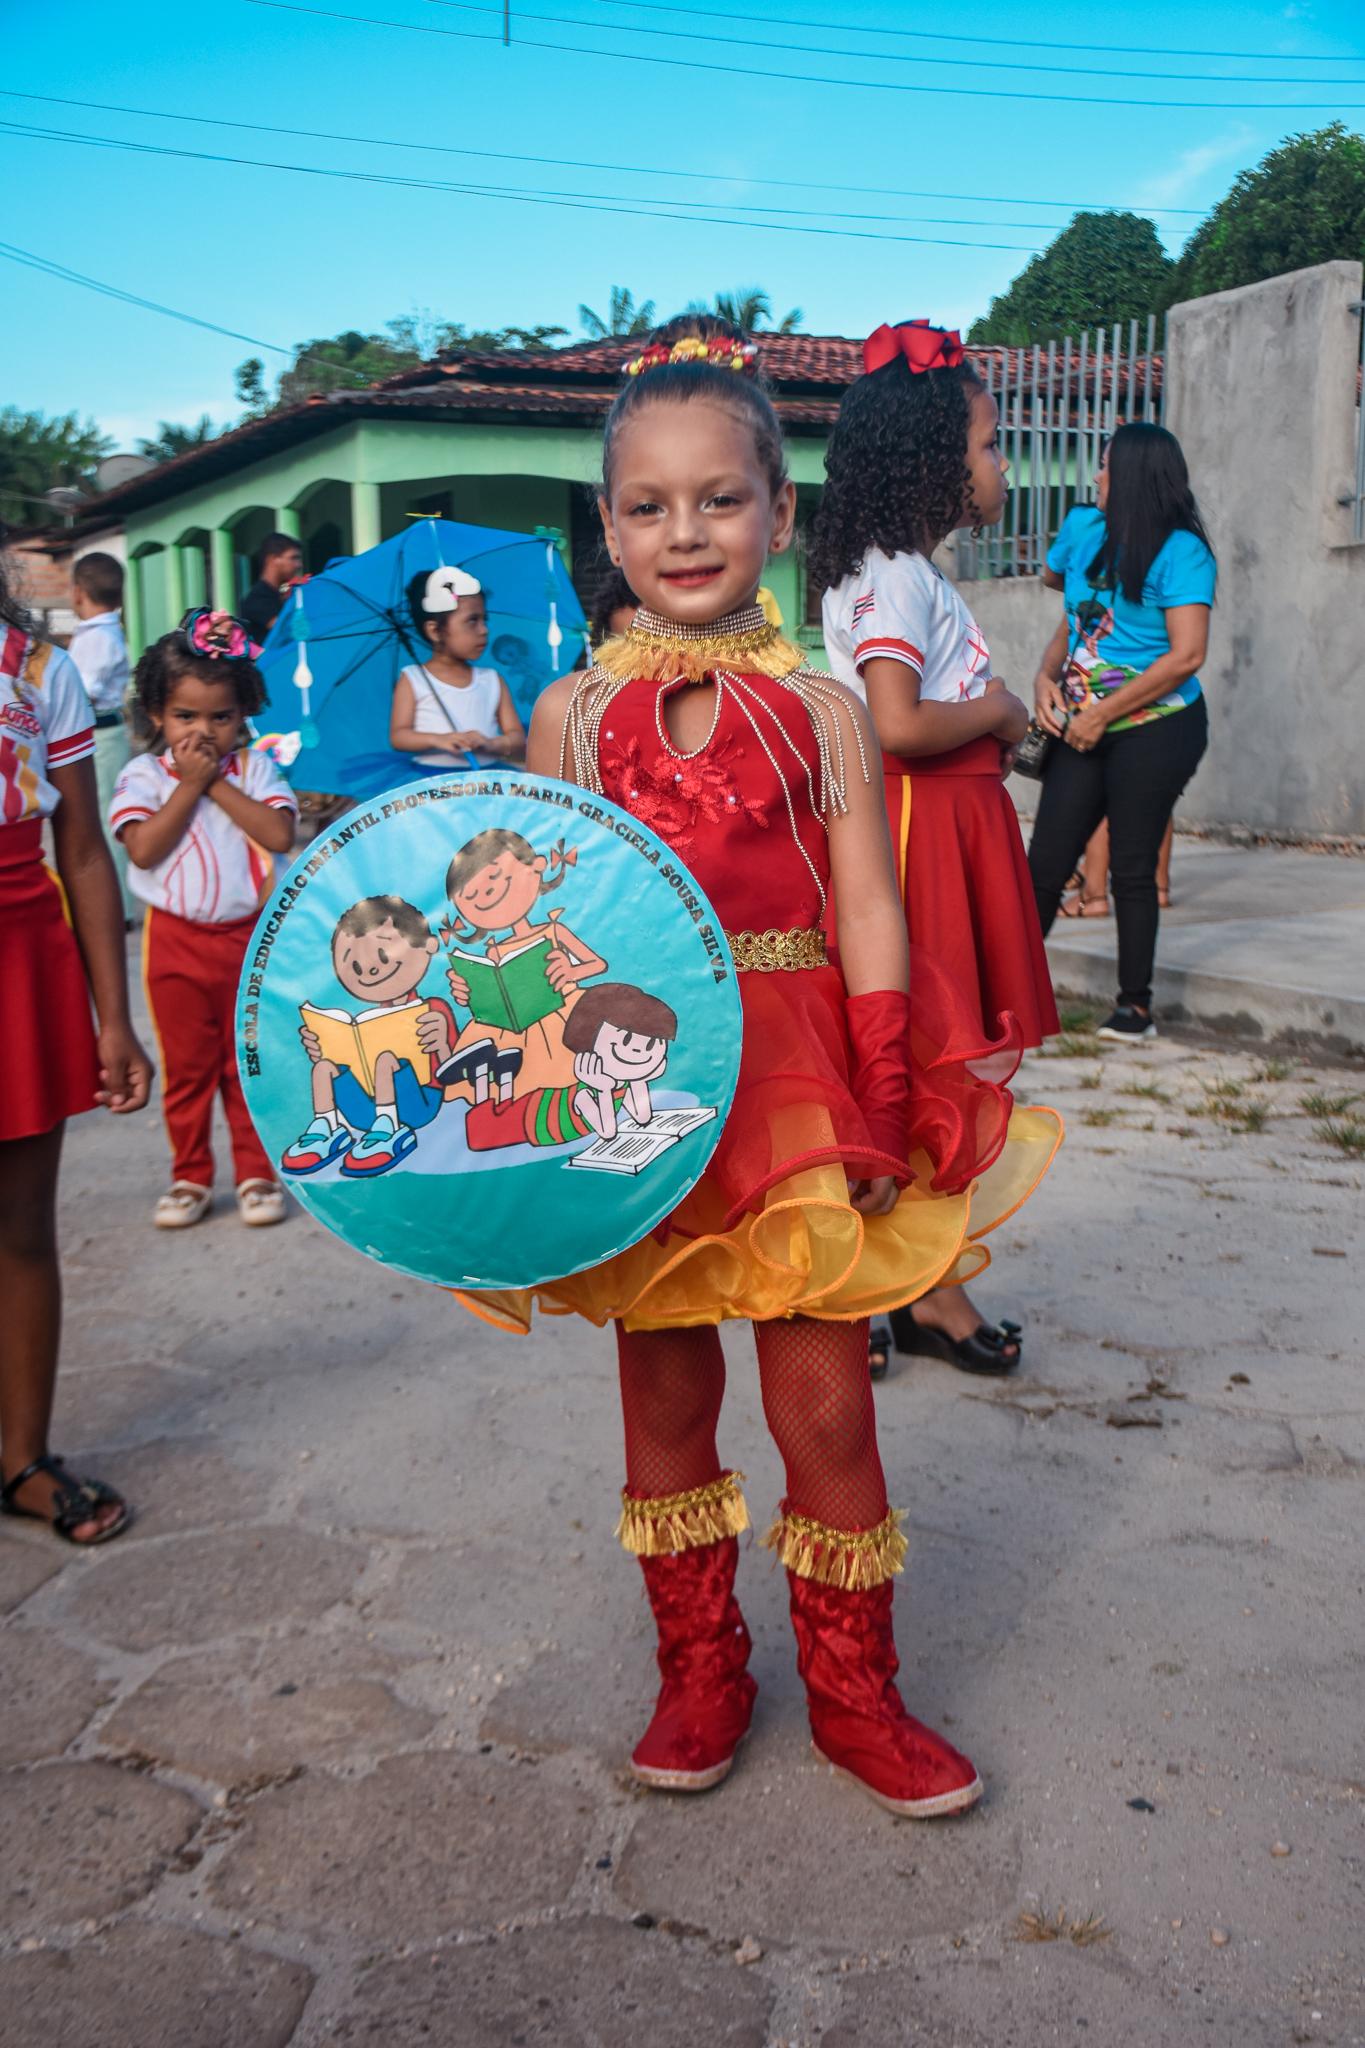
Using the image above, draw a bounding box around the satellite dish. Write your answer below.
[95,453,156,493]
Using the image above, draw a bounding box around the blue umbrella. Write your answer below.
[255,518,589,799]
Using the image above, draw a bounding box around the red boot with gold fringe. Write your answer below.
[617,1472,756,1792]
[766,1502,982,1819]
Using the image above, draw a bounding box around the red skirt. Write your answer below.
[1,821,101,1142]
[884,739,1059,1051]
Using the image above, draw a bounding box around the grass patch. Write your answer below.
[1227,1102,1271,1135]
[1082,1106,1124,1128]
[1121,1080,1172,1103]
[1014,1907,1112,1949]
[1315,1115,1365,1158]
[1201,1076,1244,1105]
[1079,1070,1103,1091]
[1252,1058,1294,1082]
[1301,1089,1362,1119]
[1058,1003,1100,1032]
[1042,1031,1103,1059]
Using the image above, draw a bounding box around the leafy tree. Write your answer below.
[137,416,220,463]
[1169,123,1365,303]
[967,213,1174,345]
[235,357,270,417]
[0,407,111,524]
[236,314,571,418]
[710,287,804,334]
[578,287,656,338]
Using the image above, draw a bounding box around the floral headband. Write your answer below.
[180,608,259,660]
[625,335,759,378]
[863,320,966,377]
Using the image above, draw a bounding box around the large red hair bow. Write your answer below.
[863,320,965,376]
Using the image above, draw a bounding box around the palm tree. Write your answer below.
[711,288,804,334]
[136,416,220,463]
[578,286,657,338]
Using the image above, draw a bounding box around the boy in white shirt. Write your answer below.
[69,552,133,922]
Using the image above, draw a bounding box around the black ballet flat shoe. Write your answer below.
[869,1324,892,1382]
[888,1307,1023,1378]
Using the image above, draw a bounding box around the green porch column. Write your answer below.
[165,544,186,624]
[351,480,382,555]
[181,545,208,609]
[275,505,302,540]
[209,528,235,610]
[124,554,145,660]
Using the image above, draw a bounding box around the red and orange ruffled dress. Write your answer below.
[458,609,1060,1334]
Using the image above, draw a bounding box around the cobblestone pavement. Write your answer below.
[2,1010,1362,2047]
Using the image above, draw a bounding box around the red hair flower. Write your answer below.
[862,320,965,376]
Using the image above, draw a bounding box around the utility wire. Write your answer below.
[420,0,1365,84]
[247,2,1365,110]
[0,239,381,387]
[582,0,1362,65]
[0,88,1207,213]
[0,120,1045,250]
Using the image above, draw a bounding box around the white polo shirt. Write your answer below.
[111,747,297,924]
[1,626,95,827]
[68,611,130,717]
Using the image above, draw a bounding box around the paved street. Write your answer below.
[1,970,1362,2046]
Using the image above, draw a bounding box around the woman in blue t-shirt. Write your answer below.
[1027,423,1216,1040]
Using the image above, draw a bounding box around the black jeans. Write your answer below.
[1028,696,1208,1010]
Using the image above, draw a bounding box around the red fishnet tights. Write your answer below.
[616,1316,889,1533]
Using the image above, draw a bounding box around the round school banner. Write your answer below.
[236,772,742,1290]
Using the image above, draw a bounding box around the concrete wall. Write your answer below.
[1166,261,1365,837]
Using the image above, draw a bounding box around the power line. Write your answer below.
[0,87,1207,214]
[582,0,1362,65]
[420,0,1365,84]
[0,240,380,386]
[247,1,1365,109]
[0,120,1046,250]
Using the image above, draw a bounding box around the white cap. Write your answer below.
[423,565,482,614]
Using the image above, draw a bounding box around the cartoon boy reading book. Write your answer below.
[440,829,607,1102]
[280,895,457,1179]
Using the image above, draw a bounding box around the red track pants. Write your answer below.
[143,907,273,1190]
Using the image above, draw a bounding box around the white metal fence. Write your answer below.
[957,315,1163,579]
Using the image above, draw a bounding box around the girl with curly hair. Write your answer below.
[812,320,1060,1381]
[113,612,297,1231]
[457,313,1059,1821]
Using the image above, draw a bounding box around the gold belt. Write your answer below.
[725,926,828,972]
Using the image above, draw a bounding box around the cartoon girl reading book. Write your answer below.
[439,829,606,1101]
[280,895,457,1179]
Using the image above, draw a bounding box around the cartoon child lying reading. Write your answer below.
[449,982,677,1154]
[440,828,606,1102]
[280,895,456,1179]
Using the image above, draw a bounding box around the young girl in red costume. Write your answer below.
[113,612,297,1231]
[0,544,151,1546]
[458,316,1059,1818]
[814,319,1061,1381]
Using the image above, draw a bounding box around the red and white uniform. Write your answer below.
[111,745,297,1192]
[823,547,991,706]
[1,624,101,1140]
[110,747,296,923]
[823,549,1058,1050]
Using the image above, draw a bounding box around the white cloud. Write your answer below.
[1133,127,1254,212]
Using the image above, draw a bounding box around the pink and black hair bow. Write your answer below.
[180,608,260,661]
[863,320,966,377]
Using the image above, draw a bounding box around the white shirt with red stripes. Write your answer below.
[1,624,95,827]
[822,548,991,706]
[110,746,298,924]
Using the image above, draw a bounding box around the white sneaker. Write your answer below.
[154,1182,212,1229]
[236,1179,287,1228]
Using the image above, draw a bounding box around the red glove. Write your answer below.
[846,989,913,1183]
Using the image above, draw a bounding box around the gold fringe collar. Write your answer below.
[596,604,807,684]
[616,1470,750,1555]
[761,1504,907,1589]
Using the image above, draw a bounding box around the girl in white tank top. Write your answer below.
[390,565,525,770]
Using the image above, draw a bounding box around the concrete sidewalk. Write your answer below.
[1043,838,1365,1058]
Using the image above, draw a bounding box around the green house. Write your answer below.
[93,334,878,659]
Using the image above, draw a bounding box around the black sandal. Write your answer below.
[887,1307,1023,1379]
[869,1324,892,1382]
[1,1455,131,1545]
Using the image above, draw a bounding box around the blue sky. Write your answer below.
[3,0,1362,447]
